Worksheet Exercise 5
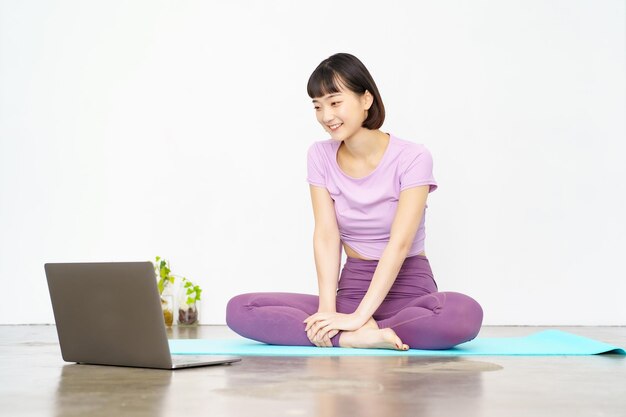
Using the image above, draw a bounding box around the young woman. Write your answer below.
[226,53,483,350]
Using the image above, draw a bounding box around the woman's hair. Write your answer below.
[307,52,385,130]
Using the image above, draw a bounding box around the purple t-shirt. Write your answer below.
[306,133,438,260]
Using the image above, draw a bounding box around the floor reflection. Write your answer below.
[54,364,172,417]
[307,356,498,417]
[215,354,502,416]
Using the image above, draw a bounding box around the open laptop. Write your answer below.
[44,261,242,370]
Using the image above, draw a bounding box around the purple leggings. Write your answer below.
[226,254,483,350]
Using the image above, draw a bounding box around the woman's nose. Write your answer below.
[322,110,335,124]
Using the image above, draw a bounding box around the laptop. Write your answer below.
[44,261,242,370]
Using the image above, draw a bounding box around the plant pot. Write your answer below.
[160,282,175,327]
[161,294,174,327]
[178,301,198,326]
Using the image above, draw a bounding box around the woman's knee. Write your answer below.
[226,292,252,310]
[225,292,299,325]
[443,291,484,342]
[225,293,258,328]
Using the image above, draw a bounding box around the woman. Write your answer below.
[226,52,483,350]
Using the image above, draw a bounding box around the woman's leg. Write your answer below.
[374,291,484,350]
[226,292,316,345]
[226,292,357,346]
[226,256,483,349]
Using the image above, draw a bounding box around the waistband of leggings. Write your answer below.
[345,253,429,264]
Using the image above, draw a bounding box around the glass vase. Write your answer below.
[160,283,174,327]
[177,300,199,326]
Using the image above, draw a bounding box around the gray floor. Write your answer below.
[0,325,624,417]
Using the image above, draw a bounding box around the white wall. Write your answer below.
[1,0,624,325]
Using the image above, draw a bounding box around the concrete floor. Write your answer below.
[0,325,624,417]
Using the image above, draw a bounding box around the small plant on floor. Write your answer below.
[178,276,202,326]
[154,256,176,327]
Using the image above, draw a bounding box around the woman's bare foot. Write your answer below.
[361,316,379,330]
[339,322,409,351]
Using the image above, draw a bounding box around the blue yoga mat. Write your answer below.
[168,329,625,356]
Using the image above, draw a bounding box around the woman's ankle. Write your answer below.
[365,317,379,329]
[337,329,356,348]
[338,324,376,348]
[335,318,379,348]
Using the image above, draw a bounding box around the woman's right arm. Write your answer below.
[309,185,341,313]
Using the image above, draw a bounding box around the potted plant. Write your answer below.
[154,256,175,327]
[178,277,202,326]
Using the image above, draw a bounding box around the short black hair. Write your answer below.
[307,53,385,130]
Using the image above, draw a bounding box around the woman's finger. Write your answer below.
[317,326,332,343]
[308,330,323,347]
[325,334,333,347]
[305,317,322,332]
[310,328,317,340]
[316,320,328,330]
[303,313,321,324]
[309,321,321,335]
[314,323,328,339]
[311,318,334,341]
[308,326,333,348]
[311,328,322,342]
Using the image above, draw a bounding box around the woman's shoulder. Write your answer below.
[307,138,336,160]
[308,138,335,150]
[391,134,433,157]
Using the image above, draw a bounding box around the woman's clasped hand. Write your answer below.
[303,312,364,347]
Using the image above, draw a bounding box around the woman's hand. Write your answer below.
[306,328,339,347]
[304,310,340,347]
[303,312,364,345]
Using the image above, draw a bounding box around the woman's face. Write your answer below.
[312,84,372,140]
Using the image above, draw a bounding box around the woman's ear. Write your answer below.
[362,90,374,110]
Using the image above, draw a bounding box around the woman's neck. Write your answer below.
[340,130,390,160]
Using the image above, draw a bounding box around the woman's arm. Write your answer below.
[309,185,342,312]
[313,235,341,312]
[354,185,431,321]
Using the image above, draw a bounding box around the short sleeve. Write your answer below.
[399,146,438,193]
[306,143,326,187]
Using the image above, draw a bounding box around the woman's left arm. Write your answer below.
[353,184,431,323]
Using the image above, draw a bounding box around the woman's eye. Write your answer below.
[313,102,340,110]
